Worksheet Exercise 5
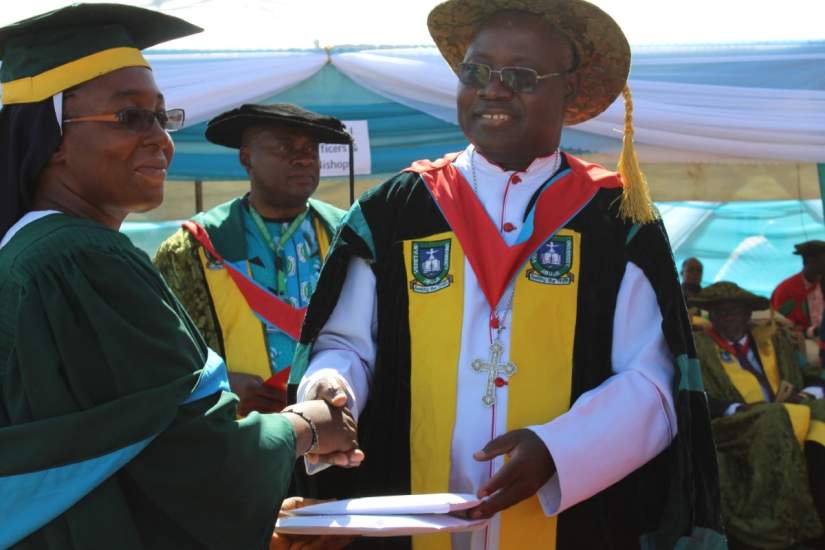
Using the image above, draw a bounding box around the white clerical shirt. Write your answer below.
[298,145,677,550]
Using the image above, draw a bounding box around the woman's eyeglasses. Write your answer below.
[457,62,571,93]
[63,108,185,133]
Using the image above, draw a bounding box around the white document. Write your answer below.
[274,493,488,537]
[275,513,488,536]
[289,493,481,516]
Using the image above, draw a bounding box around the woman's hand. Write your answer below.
[281,400,364,466]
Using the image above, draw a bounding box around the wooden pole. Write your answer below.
[348,144,355,205]
[195,179,204,213]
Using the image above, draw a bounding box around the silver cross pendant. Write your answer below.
[471,341,517,406]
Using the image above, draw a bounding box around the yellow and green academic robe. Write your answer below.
[695,325,825,548]
[289,149,724,549]
[0,213,297,549]
[155,196,343,387]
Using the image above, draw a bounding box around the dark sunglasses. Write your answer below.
[458,62,571,93]
[63,107,186,133]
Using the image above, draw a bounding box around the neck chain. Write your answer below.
[247,202,310,295]
[467,147,562,406]
[490,287,516,338]
[468,147,560,335]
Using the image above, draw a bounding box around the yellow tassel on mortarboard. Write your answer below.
[617,85,657,224]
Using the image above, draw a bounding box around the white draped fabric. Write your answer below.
[579,81,825,162]
[328,47,825,163]
[149,51,327,126]
[4,44,817,162]
[330,48,458,123]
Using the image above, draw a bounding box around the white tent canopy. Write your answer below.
[147,43,825,163]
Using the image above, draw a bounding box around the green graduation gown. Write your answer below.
[0,214,297,549]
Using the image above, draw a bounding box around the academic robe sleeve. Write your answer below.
[528,262,676,514]
[1,235,295,550]
[297,255,377,418]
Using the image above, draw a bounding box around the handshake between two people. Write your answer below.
[281,376,365,467]
[284,376,559,521]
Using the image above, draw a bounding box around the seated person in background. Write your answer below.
[155,104,348,416]
[772,240,825,338]
[680,257,710,330]
[691,282,825,549]
[680,256,703,300]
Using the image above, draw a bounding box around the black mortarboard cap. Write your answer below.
[205,103,352,149]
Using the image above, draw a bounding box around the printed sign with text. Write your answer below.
[319,120,371,177]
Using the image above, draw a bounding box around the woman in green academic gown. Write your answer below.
[0,4,361,549]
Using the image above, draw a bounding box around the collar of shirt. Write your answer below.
[452,144,561,246]
[0,210,60,250]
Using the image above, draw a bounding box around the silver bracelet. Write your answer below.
[283,410,319,455]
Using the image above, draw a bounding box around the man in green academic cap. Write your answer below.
[0,4,361,549]
[691,281,825,548]
[155,104,348,417]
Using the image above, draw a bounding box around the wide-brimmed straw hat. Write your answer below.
[427,0,630,126]
[426,0,656,225]
[688,282,770,311]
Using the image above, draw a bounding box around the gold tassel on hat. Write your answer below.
[617,85,657,224]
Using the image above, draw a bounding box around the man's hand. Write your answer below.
[467,429,555,520]
[302,376,362,467]
[230,372,286,416]
[786,391,816,404]
[270,496,357,550]
[282,400,364,467]
[305,376,350,408]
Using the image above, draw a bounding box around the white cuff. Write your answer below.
[723,403,743,416]
[802,386,825,400]
[527,371,674,514]
[527,425,562,516]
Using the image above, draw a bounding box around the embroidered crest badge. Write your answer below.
[410,239,453,293]
[527,235,575,285]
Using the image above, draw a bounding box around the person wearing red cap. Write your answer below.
[772,240,825,338]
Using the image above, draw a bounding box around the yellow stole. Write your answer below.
[197,216,330,380]
[404,229,580,550]
[717,325,817,446]
[717,326,780,405]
